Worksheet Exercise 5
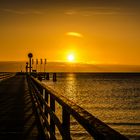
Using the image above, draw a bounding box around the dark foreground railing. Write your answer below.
[28,75,128,140]
[0,72,15,80]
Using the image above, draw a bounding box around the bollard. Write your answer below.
[38,75,42,81]
[46,73,50,80]
[53,73,57,82]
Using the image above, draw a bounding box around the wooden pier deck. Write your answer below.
[0,74,45,140]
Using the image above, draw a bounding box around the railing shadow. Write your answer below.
[23,78,47,140]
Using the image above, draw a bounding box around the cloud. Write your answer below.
[64,6,136,17]
[64,6,121,17]
[66,32,83,38]
[65,10,77,15]
[2,8,44,15]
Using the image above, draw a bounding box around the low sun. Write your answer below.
[67,54,75,62]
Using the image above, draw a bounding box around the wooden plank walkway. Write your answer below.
[0,74,46,140]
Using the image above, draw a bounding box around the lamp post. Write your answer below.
[28,53,33,74]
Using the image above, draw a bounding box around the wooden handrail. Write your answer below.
[28,75,128,140]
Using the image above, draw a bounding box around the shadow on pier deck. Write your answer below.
[0,74,46,140]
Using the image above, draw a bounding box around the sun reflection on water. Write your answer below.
[64,73,78,103]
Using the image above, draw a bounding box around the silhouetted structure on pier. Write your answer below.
[28,53,33,74]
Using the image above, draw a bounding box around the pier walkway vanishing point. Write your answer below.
[0,73,129,140]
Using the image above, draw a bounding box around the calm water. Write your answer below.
[42,73,140,140]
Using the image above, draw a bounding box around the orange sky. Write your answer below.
[0,0,140,65]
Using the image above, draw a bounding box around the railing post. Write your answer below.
[50,95,56,139]
[62,107,71,139]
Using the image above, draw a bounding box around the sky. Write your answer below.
[0,0,140,66]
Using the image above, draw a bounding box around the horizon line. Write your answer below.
[0,60,140,66]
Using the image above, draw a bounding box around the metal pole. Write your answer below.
[29,57,31,74]
[44,59,47,73]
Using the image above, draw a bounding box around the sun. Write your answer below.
[67,54,75,62]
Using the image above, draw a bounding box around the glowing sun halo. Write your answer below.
[67,54,75,62]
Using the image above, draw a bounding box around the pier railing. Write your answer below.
[0,72,15,80]
[28,75,128,140]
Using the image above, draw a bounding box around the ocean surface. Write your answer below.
[42,73,140,140]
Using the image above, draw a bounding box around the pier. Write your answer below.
[0,73,129,140]
[0,73,45,140]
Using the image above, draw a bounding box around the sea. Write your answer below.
[42,73,140,140]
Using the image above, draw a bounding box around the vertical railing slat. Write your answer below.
[50,95,56,139]
[45,90,48,118]
[62,107,71,139]
[43,89,45,113]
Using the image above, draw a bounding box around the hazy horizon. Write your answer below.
[0,61,140,72]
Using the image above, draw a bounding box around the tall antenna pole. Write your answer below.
[36,59,38,72]
[44,58,47,72]
[32,59,34,71]
[40,58,42,72]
